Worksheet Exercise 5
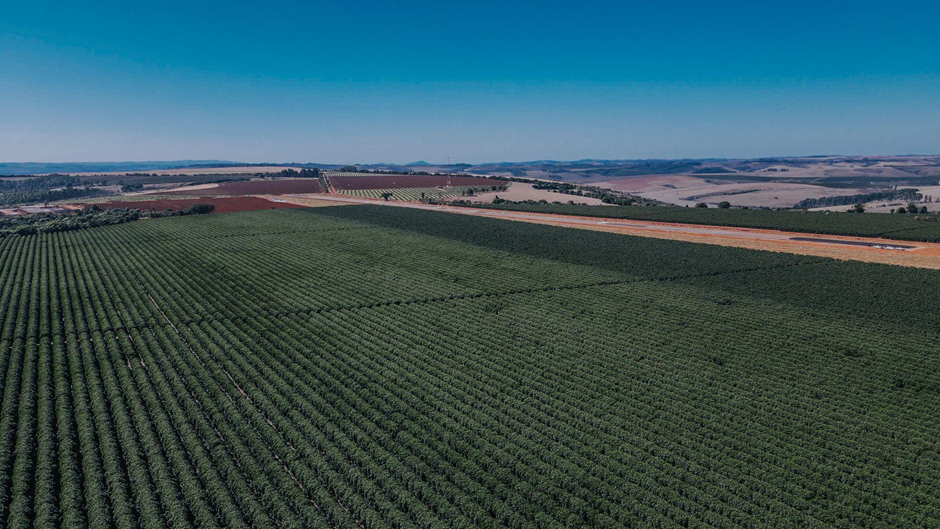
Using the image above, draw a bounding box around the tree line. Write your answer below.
[0,203,216,237]
[793,189,921,209]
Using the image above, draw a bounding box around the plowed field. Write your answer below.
[93,196,305,213]
[163,179,324,195]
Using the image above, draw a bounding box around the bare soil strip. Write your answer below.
[266,195,354,208]
[788,237,916,249]
[282,194,940,270]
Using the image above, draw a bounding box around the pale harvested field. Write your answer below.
[266,194,354,208]
[450,182,607,205]
[681,184,852,208]
[595,160,940,208]
[139,183,220,195]
[597,175,704,193]
[912,185,940,197]
[750,162,919,180]
[597,176,861,208]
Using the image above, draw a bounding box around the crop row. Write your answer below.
[462,202,940,242]
[337,187,478,201]
[0,208,937,528]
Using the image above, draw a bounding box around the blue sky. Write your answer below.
[1,0,939,164]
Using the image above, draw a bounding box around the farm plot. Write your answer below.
[465,201,940,242]
[93,196,305,213]
[0,206,937,528]
[328,173,498,191]
[337,186,481,201]
[163,178,324,196]
[79,194,207,203]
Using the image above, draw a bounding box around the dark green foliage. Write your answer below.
[811,174,940,189]
[599,160,702,177]
[317,205,808,278]
[0,203,217,239]
[89,173,254,186]
[456,201,940,242]
[0,174,81,192]
[0,183,111,206]
[691,167,737,174]
[268,168,320,178]
[794,188,921,209]
[0,207,937,528]
[0,207,141,236]
[180,203,215,215]
[0,174,113,208]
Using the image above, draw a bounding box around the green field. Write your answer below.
[324,172,415,178]
[0,206,938,528]
[338,186,478,201]
[462,202,940,242]
[73,194,206,204]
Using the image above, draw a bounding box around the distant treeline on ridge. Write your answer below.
[793,189,922,209]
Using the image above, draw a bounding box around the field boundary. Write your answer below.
[282,195,940,269]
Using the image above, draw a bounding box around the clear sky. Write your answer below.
[2,0,939,164]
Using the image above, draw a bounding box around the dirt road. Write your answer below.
[278,194,940,270]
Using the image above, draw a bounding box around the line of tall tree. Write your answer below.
[532,181,650,205]
[0,187,111,207]
[0,174,112,207]
[0,203,216,237]
[268,168,320,178]
[793,189,921,209]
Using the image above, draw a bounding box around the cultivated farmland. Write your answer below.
[327,173,497,191]
[0,206,937,528]
[337,186,483,201]
[93,196,306,213]
[162,179,324,196]
[464,202,940,242]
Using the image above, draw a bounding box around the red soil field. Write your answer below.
[330,175,498,190]
[93,196,305,213]
[164,179,324,195]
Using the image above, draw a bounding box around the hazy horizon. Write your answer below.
[3,152,940,172]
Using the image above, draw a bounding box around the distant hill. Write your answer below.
[0,160,235,175]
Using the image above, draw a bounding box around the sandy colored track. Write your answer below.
[278,194,940,270]
[255,195,347,208]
